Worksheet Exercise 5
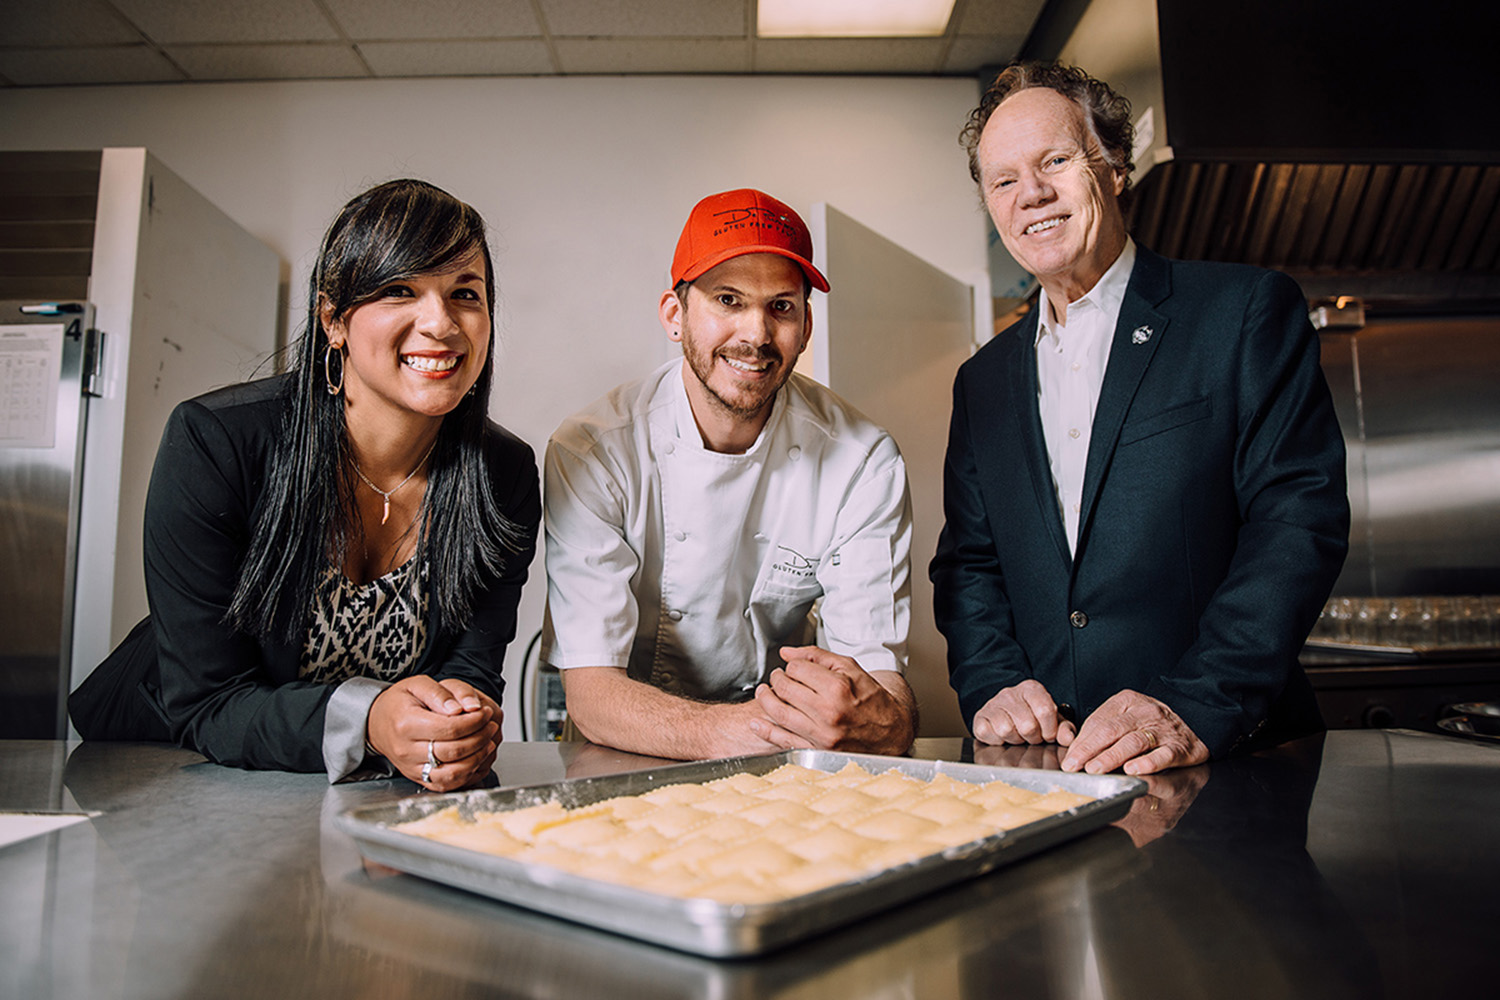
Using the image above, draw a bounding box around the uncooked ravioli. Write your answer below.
[396,761,1096,904]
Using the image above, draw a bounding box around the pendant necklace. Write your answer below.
[351,439,437,525]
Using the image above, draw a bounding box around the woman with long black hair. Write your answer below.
[70,179,538,791]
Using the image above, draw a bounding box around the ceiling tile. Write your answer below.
[555,38,750,73]
[359,40,555,76]
[110,0,339,44]
[540,0,747,38]
[321,0,540,41]
[955,0,1047,36]
[753,38,945,74]
[166,43,369,81]
[0,44,183,86]
[2,0,143,46]
[943,34,1027,74]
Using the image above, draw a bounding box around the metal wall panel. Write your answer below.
[1350,316,1500,595]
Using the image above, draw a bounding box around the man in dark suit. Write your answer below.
[930,62,1348,775]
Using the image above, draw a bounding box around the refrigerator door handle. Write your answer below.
[82,326,105,398]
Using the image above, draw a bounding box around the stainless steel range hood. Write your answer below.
[1030,0,1500,299]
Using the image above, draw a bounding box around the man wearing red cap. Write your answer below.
[540,189,917,759]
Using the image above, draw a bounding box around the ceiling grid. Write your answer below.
[0,0,1045,87]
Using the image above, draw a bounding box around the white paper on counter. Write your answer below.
[0,812,95,850]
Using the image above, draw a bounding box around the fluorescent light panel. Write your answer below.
[757,0,957,38]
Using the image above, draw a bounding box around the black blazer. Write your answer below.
[70,375,540,772]
[930,246,1349,755]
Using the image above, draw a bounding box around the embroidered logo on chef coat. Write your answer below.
[771,546,817,579]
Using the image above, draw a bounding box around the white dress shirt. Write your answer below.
[1034,237,1136,554]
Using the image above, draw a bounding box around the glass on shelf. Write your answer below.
[1314,594,1499,650]
[1453,596,1493,647]
[1353,597,1390,646]
[1413,596,1453,648]
[1319,596,1356,643]
[1384,597,1424,648]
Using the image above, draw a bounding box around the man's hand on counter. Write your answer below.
[1060,690,1209,776]
[749,646,917,756]
[971,679,1078,747]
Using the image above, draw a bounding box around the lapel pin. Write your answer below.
[1131,325,1153,344]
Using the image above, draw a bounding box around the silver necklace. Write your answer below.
[351,439,436,525]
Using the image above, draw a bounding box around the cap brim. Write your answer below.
[679,245,830,293]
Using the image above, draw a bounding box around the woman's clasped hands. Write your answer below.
[367,676,500,791]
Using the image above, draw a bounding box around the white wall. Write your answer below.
[0,74,989,739]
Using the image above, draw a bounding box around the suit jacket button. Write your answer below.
[1070,610,1088,628]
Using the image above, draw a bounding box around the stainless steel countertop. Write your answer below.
[3,730,1497,999]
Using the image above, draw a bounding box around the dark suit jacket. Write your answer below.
[69,375,540,773]
[929,246,1349,756]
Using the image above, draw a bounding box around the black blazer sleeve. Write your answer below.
[1141,268,1348,752]
[145,394,336,771]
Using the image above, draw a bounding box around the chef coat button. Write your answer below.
[788,445,801,461]
[668,609,683,621]
[1070,610,1088,628]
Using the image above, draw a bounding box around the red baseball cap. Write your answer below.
[670,188,830,293]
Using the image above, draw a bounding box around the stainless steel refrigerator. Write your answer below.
[1,302,100,737]
[0,148,280,739]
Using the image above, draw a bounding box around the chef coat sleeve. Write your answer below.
[814,434,912,674]
[539,432,641,669]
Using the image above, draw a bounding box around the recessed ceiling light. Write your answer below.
[757,0,958,38]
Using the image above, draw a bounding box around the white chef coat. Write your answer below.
[541,359,911,702]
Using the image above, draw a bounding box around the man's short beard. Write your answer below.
[683,341,785,420]
[679,303,789,420]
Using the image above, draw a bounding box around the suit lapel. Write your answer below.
[1076,248,1172,559]
[1002,311,1073,568]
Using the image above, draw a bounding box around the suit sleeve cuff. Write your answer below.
[323,676,393,783]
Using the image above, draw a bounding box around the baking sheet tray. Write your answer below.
[336,750,1146,958]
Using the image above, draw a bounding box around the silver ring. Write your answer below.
[426,740,439,767]
[420,760,434,783]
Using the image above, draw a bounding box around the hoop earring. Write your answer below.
[324,342,345,396]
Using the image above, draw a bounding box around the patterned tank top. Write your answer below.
[300,558,429,684]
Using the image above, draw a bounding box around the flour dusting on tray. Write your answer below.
[396,761,1094,903]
